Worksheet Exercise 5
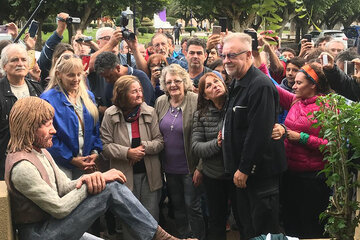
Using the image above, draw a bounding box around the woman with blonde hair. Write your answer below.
[155,64,205,239]
[41,54,102,179]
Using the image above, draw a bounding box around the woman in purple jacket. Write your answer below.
[276,62,331,238]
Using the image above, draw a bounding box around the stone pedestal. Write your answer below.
[0,181,13,240]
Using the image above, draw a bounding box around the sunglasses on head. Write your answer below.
[59,54,80,61]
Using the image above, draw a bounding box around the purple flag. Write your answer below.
[159,8,166,22]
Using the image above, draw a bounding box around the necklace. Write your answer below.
[169,106,181,131]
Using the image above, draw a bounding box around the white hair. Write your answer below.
[325,40,345,49]
[95,27,114,40]
[0,43,28,70]
[223,33,252,51]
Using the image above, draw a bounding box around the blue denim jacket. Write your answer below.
[167,56,188,70]
[40,87,102,169]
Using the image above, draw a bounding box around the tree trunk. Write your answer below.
[79,4,95,31]
[231,12,256,32]
[251,16,262,31]
[35,20,44,51]
[295,24,301,43]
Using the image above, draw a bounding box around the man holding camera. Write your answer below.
[37,12,69,87]
[87,27,143,116]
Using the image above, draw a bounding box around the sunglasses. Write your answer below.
[56,54,81,68]
[219,50,248,60]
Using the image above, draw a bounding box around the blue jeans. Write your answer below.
[165,173,205,240]
[17,182,158,240]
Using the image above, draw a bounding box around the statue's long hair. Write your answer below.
[8,97,54,153]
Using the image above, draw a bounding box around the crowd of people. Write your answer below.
[1,11,360,240]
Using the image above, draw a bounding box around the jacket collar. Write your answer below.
[301,95,318,105]
[108,102,152,117]
[233,65,255,89]
[1,76,38,97]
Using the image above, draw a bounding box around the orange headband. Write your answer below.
[299,65,319,84]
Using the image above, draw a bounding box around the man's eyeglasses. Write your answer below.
[165,80,183,86]
[98,36,111,41]
[220,50,248,60]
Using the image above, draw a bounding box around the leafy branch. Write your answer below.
[312,93,360,240]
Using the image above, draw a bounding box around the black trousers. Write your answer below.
[203,174,238,240]
[281,170,330,238]
[235,174,281,240]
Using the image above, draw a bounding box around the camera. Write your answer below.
[57,16,81,24]
[153,61,166,72]
[76,36,93,43]
[119,11,135,41]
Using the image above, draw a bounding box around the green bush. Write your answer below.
[138,27,148,35]
[167,17,177,26]
[148,26,155,34]
[141,17,153,27]
[184,27,197,33]
[135,17,140,26]
[42,22,57,34]
[89,23,97,28]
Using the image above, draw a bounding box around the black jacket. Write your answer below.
[0,76,43,179]
[222,65,286,177]
[324,65,360,102]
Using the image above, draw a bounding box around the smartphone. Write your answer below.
[322,54,328,66]
[0,25,8,34]
[219,17,227,32]
[344,61,355,75]
[244,30,258,51]
[27,50,36,69]
[212,26,221,35]
[303,34,312,42]
[82,55,91,72]
[28,20,39,38]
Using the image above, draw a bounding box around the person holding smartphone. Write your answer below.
[258,31,286,84]
[37,12,69,87]
[322,52,360,101]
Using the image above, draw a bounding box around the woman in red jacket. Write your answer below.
[276,62,331,238]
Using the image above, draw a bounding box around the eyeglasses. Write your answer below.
[165,80,183,86]
[98,36,111,41]
[220,50,248,60]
